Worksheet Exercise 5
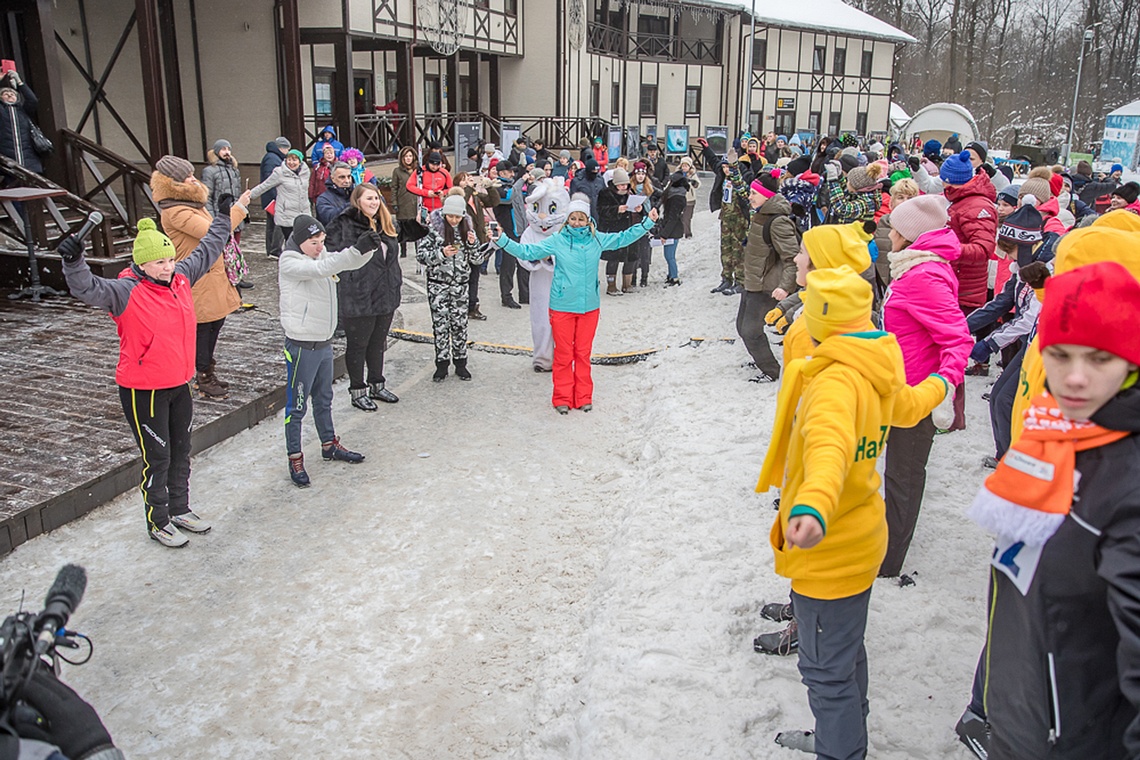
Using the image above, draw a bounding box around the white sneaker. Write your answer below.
[170,511,212,534]
[149,522,189,548]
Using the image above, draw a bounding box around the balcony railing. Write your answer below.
[587,23,721,64]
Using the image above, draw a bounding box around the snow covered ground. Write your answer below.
[0,208,993,758]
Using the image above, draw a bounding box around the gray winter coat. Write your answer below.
[201,152,243,219]
[278,239,371,342]
[250,162,311,228]
[742,193,799,294]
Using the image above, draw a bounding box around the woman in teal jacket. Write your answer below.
[494,193,658,414]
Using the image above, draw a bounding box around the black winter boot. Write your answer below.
[433,360,450,382]
[453,358,472,380]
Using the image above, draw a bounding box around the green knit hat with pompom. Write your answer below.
[132,218,176,265]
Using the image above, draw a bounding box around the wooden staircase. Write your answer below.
[0,130,159,286]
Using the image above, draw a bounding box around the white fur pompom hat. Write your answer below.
[567,193,592,217]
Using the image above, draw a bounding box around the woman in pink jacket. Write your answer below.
[878,194,973,578]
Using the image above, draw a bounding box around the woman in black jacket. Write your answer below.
[654,172,689,286]
[327,184,425,411]
[0,71,44,173]
[596,168,636,295]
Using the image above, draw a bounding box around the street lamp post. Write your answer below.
[1063,25,1097,166]
[743,0,756,133]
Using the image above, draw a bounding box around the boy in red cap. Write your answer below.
[965,261,1140,759]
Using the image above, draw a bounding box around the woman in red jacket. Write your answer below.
[59,208,238,548]
[405,150,453,216]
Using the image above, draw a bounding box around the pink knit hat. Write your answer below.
[889,194,951,242]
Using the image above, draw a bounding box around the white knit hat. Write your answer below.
[567,193,592,217]
[441,194,467,217]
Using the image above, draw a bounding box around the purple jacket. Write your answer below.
[882,227,973,386]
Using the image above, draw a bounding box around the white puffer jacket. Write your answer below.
[278,241,371,342]
[250,163,311,227]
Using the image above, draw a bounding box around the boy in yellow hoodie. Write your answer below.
[758,266,947,758]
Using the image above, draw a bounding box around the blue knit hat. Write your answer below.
[922,139,942,158]
[1111,163,1124,175]
[939,151,975,185]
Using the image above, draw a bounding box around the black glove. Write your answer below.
[907,156,921,173]
[57,234,84,263]
[355,231,382,254]
[216,193,235,217]
[12,665,116,760]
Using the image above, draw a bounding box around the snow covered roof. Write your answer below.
[901,102,980,144]
[1108,100,1140,118]
[706,0,916,44]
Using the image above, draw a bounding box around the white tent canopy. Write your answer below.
[889,102,910,132]
[1108,100,1140,118]
[901,103,980,145]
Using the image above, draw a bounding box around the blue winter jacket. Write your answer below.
[497,217,654,314]
[309,125,345,165]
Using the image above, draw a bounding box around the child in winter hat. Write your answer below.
[758,264,946,758]
[939,151,975,185]
[278,212,377,487]
[889,194,951,243]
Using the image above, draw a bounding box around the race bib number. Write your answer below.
[990,535,1044,596]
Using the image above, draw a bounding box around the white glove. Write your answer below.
[931,388,955,431]
[824,162,840,182]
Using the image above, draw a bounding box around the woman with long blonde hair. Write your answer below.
[326,183,425,409]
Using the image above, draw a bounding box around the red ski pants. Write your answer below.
[549,308,599,409]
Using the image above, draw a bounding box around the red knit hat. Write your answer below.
[1048,172,1064,198]
[1039,261,1140,366]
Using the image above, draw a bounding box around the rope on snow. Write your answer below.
[388,329,658,365]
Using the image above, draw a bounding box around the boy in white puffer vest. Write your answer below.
[278,214,380,487]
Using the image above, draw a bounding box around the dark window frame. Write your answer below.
[590,80,601,117]
[812,46,826,74]
[640,83,658,117]
[752,37,767,70]
[833,47,846,75]
[684,86,700,115]
[860,50,874,78]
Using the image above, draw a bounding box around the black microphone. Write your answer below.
[72,211,104,244]
[34,565,87,655]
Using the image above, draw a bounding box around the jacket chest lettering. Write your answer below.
[854,426,889,462]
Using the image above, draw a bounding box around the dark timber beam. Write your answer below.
[446,53,459,113]
[156,0,187,157]
[135,0,168,162]
[279,0,304,148]
[395,41,415,146]
[23,0,68,182]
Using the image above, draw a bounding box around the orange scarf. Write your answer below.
[968,393,1128,545]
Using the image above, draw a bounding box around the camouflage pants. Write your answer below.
[720,206,747,284]
[427,279,469,362]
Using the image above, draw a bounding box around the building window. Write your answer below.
[424,74,441,113]
[384,73,399,105]
[590,81,600,117]
[828,111,841,136]
[460,75,476,113]
[808,111,821,133]
[640,83,658,116]
[314,71,333,117]
[856,111,868,136]
[833,47,846,75]
[752,38,767,70]
[775,112,795,137]
[505,0,517,15]
[636,13,670,58]
[812,46,826,74]
[861,50,874,78]
[684,86,700,115]
[612,83,621,117]
[474,0,489,8]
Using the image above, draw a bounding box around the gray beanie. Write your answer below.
[441,194,467,217]
[275,136,291,150]
[212,139,232,153]
[155,154,194,182]
[559,149,571,160]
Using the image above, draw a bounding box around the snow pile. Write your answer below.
[710,0,915,44]
[0,207,988,758]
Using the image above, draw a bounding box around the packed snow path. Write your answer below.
[0,210,990,758]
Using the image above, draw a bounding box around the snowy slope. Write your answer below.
[0,208,987,758]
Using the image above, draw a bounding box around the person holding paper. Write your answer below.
[597,168,638,294]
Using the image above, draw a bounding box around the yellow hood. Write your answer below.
[803,330,905,398]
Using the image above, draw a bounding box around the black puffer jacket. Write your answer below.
[597,182,635,263]
[328,206,426,318]
[0,84,43,173]
[983,388,1140,759]
[654,177,688,240]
